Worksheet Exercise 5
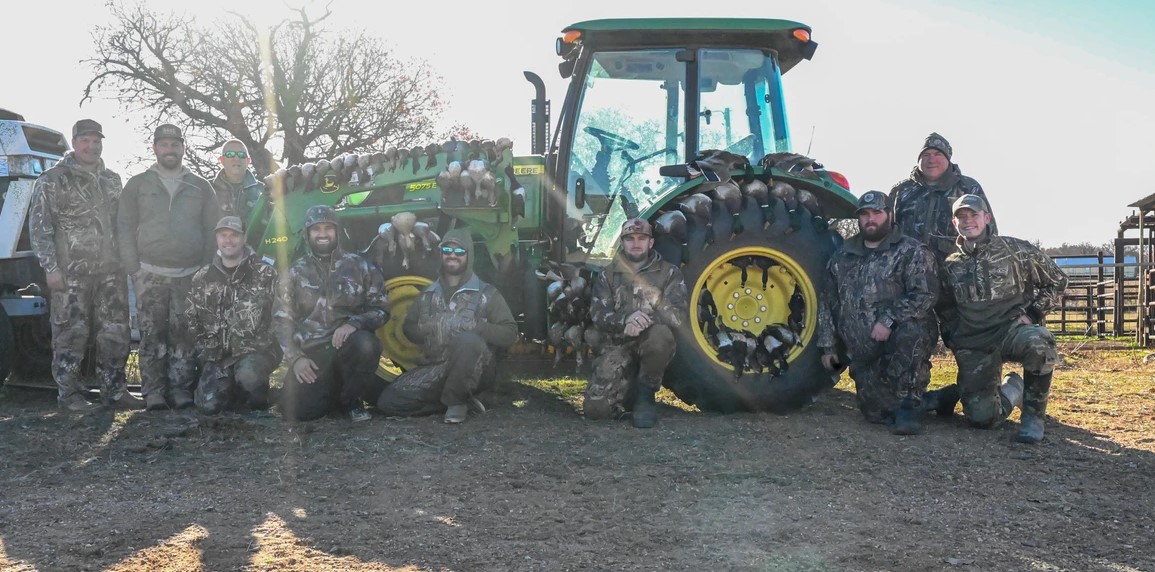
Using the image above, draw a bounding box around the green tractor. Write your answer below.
[251,18,858,413]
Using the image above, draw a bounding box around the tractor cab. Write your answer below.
[548,19,818,260]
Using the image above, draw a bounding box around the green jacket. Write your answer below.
[210,169,264,226]
[940,233,1068,350]
[403,228,518,364]
[117,165,219,271]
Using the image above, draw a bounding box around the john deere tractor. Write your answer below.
[252,18,858,413]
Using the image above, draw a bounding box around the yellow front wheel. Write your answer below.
[375,275,433,381]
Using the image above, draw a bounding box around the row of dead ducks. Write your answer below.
[537,256,807,380]
[261,138,514,195]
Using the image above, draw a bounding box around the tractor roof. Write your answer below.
[561,18,816,72]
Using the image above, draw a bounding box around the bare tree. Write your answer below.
[83,2,446,177]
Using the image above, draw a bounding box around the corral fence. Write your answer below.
[1049,252,1151,342]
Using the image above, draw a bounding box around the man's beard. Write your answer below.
[861,220,891,243]
[623,249,650,263]
[310,239,337,255]
[442,258,469,276]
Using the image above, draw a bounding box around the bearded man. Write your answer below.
[817,191,939,435]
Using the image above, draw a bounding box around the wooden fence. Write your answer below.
[1048,254,1149,340]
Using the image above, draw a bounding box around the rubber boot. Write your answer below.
[631,385,658,429]
[999,372,1024,417]
[892,399,923,435]
[1016,372,1052,444]
[922,384,960,417]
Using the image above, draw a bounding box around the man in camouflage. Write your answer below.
[275,205,389,422]
[28,119,142,411]
[817,191,938,434]
[376,228,518,423]
[938,195,1068,443]
[888,132,997,264]
[185,216,281,414]
[211,139,264,225]
[586,217,688,429]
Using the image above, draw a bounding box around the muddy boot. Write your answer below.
[892,400,923,435]
[1015,372,1052,444]
[631,385,658,429]
[144,393,169,411]
[922,384,960,417]
[999,372,1025,415]
[105,390,146,410]
[443,404,468,424]
[59,394,97,413]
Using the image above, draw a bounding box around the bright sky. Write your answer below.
[6,0,1154,247]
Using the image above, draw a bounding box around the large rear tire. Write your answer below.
[664,196,840,413]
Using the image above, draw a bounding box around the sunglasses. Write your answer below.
[222,150,248,159]
[440,246,467,256]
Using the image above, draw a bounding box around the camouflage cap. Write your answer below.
[303,205,339,229]
[919,132,952,161]
[855,190,890,213]
[153,123,184,142]
[214,216,244,234]
[72,119,104,139]
[619,217,652,238]
[952,194,990,215]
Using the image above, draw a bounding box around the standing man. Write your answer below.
[938,195,1068,443]
[211,139,264,225]
[275,206,389,422]
[117,124,220,410]
[185,216,281,414]
[817,191,938,434]
[28,119,141,411]
[888,133,996,263]
[376,229,518,423]
[585,218,688,429]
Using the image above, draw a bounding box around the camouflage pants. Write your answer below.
[377,332,496,417]
[953,322,1058,428]
[584,324,674,419]
[133,271,196,399]
[846,320,935,423]
[280,330,385,421]
[194,352,278,414]
[49,272,130,402]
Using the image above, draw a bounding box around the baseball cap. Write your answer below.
[952,194,990,215]
[153,123,184,142]
[72,119,104,139]
[214,216,244,234]
[619,217,652,238]
[855,191,890,213]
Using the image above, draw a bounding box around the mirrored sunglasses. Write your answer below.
[223,150,248,159]
[440,246,467,256]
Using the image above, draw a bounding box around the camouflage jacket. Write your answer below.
[118,165,220,272]
[404,272,519,365]
[590,250,688,341]
[817,230,938,355]
[274,246,389,364]
[210,169,264,226]
[939,233,1068,351]
[889,164,996,262]
[28,152,123,276]
[186,248,281,364]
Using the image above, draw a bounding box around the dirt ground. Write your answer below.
[2,344,1154,572]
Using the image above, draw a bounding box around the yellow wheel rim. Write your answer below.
[689,246,818,370]
[375,275,433,380]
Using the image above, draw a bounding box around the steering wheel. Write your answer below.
[584,126,640,152]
